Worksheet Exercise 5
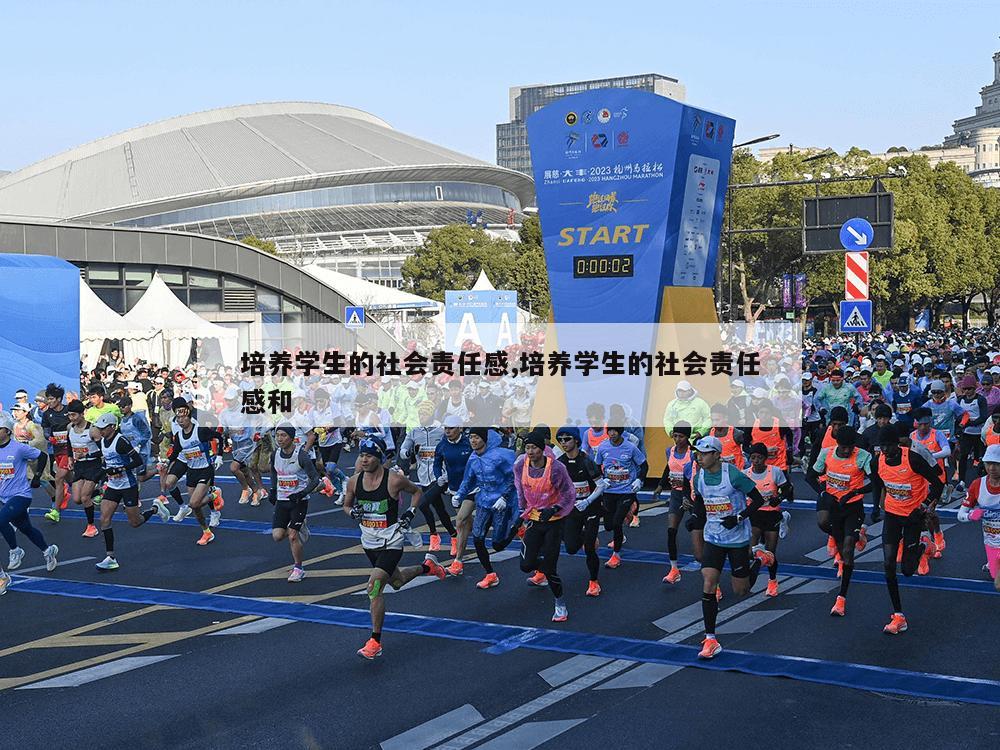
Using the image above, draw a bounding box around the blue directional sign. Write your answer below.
[344,306,365,329]
[840,217,874,251]
[840,299,872,333]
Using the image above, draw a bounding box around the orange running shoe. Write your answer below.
[830,595,846,617]
[766,579,779,597]
[883,613,908,634]
[428,534,442,552]
[586,580,601,597]
[716,586,723,602]
[320,477,335,497]
[605,553,621,569]
[754,547,775,567]
[60,484,70,510]
[82,524,99,538]
[836,561,843,579]
[238,489,251,504]
[826,536,837,556]
[516,525,526,540]
[527,571,548,586]
[663,567,681,584]
[933,532,945,556]
[698,637,722,659]
[450,535,459,557]
[357,638,382,659]
[197,529,215,546]
[855,525,868,552]
[447,560,464,577]
[476,572,500,589]
[917,548,931,576]
[896,542,903,563]
[211,488,224,511]
[422,554,446,580]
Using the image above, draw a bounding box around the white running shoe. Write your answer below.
[334,496,344,506]
[298,521,310,545]
[779,510,791,539]
[406,529,423,548]
[287,566,305,582]
[152,498,171,522]
[208,509,222,528]
[95,555,120,571]
[8,547,25,571]
[552,603,569,622]
[173,504,193,522]
[0,570,9,595]
[43,544,59,572]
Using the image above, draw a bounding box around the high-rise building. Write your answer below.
[496,74,685,178]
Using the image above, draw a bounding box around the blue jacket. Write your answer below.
[120,410,152,457]
[455,430,516,509]
[434,432,475,493]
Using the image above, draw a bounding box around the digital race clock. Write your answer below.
[572,254,634,279]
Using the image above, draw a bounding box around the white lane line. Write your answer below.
[474,719,586,750]
[716,609,793,634]
[17,655,180,689]
[307,508,342,517]
[209,617,294,636]
[381,704,485,750]
[14,556,94,574]
[538,655,612,688]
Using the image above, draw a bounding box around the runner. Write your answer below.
[40,383,72,522]
[709,405,746,469]
[435,415,475,576]
[92,412,170,571]
[745,441,794,596]
[811,426,872,615]
[400,402,457,552]
[117,395,154,481]
[312,387,346,501]
[451,427,517,589]
[874,424,944,633]
[594,425,647,569]
[0,412,59,576]
[219,386,262,505]
[909,407,951,557]
[66,400,102,537]
[163,398,222,544]
[270,423,320,581]
[343,436,445,659]
[555,425,607,596]
[653,422,697,584]
[955,375,988,496]
[11,403,59,521]
[957,442,1000,591]
[690,436,770,659]
[513,429,576,621]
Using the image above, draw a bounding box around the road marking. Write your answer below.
[17,655,179,689]
[717,609,793,634]
[14,556,94,574]
[209,617,294,636]
[538,655,611,687]
[785,578,840,594]
[381,704,485,750]
[307,508,342,517]
[472,719,586,750]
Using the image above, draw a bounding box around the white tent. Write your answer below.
[79,279,162,368]
[123,273,238,368]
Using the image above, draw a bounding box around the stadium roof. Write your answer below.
[0,102,533,223]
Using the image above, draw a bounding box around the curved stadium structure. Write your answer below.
[0,102,534,287]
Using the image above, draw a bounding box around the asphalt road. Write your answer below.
[3,467,998,750]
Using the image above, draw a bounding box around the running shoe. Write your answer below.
[152,498,170,522]
[716,586,723,602]
[605,553,621,569]
[830,595,846,617]
[954,481,967,498]
[778,510,791,540]
[44,508,60,523]
[766,579,779,597]
[8,547,25,570]
[450,535,459,557]
[82,524,99,538]
[298,521,310,545]
[883,613,908,634]
[405,529,423,548]
[60,484,70,509]
[896,542,903,563]
[663,567,681,584]
[629,514,640,528]
[334,495,344,506]
[698,637,722,659]
[196,530,215,546]
[527,571,548,586]
[238,489,251,505]
[0,570,9,596]
[586,580,602,597]
[933,532,946,558]
[43,544,59,572]
[836,561,844,579]
[208,510,222,528]
[551,603,568,622]
[95,555,119,571]
[258,488,269,503]
[826,536,837,557]
[173,505,193,523]
[753,545,775,567]
[357,638,382,659]
[447,559,464,577]
[476,572,499,589]
[917,538,931,576]
[287,566,305,582]
[423,554,446,580]
[250,489,261,506]
[211,488,224,511]
[856,525,868,552]
[428,534,442,552]
[516,525,526,540]
[320,477,335,497]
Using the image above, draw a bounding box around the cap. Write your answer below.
[892,359,904,368]
[802,372,813,381]
[128,381,141,390]
[693,436,723,453]
[93,412,118,429]
[358,436,387,459]
[731,379,745,388]
[930,380,946,392]
[959,375,978,389]
[523,429,546,450]
[984,444,1000,464]
[171,397,189,411]
[0,413,13,431]
[406,380,420,390]
[154,377,165,384]
[442,415,462,429]
[10,402,27,413]
[556,425,581,444]
[468,427,489,442]
[751,387,769,399]
[897,374,911,386]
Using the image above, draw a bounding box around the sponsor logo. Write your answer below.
[692,114,702,134]
[583,110,593,124]
[591,133,609,149]
[614,107,628,120]
[705,120,716,139]
[597,108,611,124]
[586,191,619,213]
[558,224,650,246]
[717,123,725,142]
[616,131,629,146]
[566,131,580,148]
[565,111,578,126]
[565,131,584,158]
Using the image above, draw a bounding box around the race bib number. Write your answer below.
[704,500,733,516]
[0,462,13,478]
[72,445,92,459]
[767,445,778,458]
[182,448,204,462]
[826,471,850,492]
[669,471,685,490]
[884,481,912,500]
[418,448,435,460]
[606,468,629,483]
[574,481,590,498]
[277,478,299,492]
[53,431,69,444]
[897,403,911,414]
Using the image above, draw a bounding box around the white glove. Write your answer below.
[213,455,223,470]
[492,497,507,512]
[630,478,643,493]
[574,497,591,512]
[452,494,461,509]
[437,474,448,487]
[400,447,411,460]
[957,504,971,522]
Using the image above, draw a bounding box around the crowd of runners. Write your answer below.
[1,330,999,662]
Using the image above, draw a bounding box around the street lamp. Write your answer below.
[734,133,781,149]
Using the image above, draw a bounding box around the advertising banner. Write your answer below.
[444,289,518,352]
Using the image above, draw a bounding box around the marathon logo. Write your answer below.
[557,224,650,246]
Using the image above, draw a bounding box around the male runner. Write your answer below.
[435,416,475,576]
[400,402,457,551]
[745,441,794,596]
[653,422,697,584]
[910,407,951,557]
[270,424,321,581]
[66,400,102,537]
[594,425,647,569]
[219,386,262,504]
[41,383,72,521]
[163,398,222,544]
[556,425,607,596]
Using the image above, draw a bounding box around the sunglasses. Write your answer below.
[556,435,574,442]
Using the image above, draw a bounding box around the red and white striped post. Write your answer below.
[845,251,869,300]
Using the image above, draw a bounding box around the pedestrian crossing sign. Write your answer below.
[345,306,365,330]
[839,299,872,333]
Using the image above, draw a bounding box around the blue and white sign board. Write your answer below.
[840,299,872,333]
[840,218,874,251]
[344,306,365,329]
[445,290,518,352]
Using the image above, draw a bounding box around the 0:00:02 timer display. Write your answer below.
[573,254,634,278]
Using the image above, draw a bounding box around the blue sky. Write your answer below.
[1,1,996,171]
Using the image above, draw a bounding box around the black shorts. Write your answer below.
[882,509,924,549]
[185,466,215,488]
[167,460,187,480]
[702,541,751,577]
[104,486,140,508]
[828,501,865,540]
[750,509,781,533]
[318,444,342,465]
[667,489,690,515]
[73,459,103,483]
[365,547,404,575]
[272,499,309,530]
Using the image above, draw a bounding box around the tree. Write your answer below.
[234,235,278,256]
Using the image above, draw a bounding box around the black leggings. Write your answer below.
[603,493,636,553]
[418,482,457,536]
[520,517,565,598]
[957,433,983,485]
[882,510,925,612]
[563,507,601,581]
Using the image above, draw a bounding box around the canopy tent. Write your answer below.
[123,273,238,368]
[79,279,162,369]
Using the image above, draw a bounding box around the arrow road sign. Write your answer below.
[344,306,365,329]
[840,299,872,333]
[840,217,874,250]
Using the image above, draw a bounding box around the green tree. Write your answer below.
[234,235,278,256]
